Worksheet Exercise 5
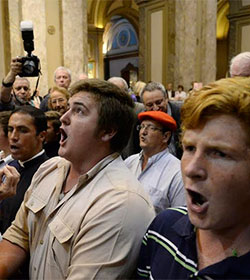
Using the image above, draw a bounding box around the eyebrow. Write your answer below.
[70,101,89,110]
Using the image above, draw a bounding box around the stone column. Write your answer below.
[61,0,88,84]
[174,0,217,88]
[135,0,216,89]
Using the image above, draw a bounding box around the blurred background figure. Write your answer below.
[230,51,250,77]
[0,111,12,163]
[166,83,175,100]
[48,86,70,115]
[78,72,89,80]
[44,110,61,158]
[174,85,187,101]
[133,81,146,102]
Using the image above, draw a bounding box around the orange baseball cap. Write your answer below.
[138,111,177,131]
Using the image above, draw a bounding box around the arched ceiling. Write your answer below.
[88,0,229,40]
[88,0,139,33]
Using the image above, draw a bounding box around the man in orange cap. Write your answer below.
[125,110,185,214]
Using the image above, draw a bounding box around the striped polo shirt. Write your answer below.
[137,207,250,279]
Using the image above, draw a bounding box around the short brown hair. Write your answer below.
[70,79,135,153]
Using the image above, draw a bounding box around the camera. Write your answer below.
[19,21,41,77]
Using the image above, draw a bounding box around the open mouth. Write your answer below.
[60,128,68,143]
[10,145,19,151]
[188,190,207,206]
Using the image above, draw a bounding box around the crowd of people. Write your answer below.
[0,51,249,279]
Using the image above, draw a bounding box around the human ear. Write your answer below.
[38,131,47,143]
[162,131,171,144]
[101,129,117,142]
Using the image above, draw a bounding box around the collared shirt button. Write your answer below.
[40,240,44,245]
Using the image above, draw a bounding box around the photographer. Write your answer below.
[0,57,32,110]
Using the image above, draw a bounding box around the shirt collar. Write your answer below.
[77,152,120,187]
[140,148,169,164]
[19,149,45,167]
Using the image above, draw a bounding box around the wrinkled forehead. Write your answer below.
[50,90,67,99]
[55,70,70,79]
[143,89,165,100]
[13,78,30,88]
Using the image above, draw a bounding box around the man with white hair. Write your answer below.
[40,66,72,112]
[108,77,129,93]
[229,51,250,77]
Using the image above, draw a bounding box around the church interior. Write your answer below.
[0,0,250,96]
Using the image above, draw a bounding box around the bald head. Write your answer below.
[230,52,250,77]
[108,77,128,93]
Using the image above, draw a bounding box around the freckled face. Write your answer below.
[181,115,250,232]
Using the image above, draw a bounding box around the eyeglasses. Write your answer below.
[51,98,67,104]
[137,124,163,132]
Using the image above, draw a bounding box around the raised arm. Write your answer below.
[0,239,27,278]
[1,58,22,103]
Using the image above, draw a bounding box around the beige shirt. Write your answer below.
[4,154,155,279]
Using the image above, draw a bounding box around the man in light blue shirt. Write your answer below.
[125,111,186,213]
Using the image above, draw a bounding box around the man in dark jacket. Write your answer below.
[0,105,48,233]
[125,81,182,159]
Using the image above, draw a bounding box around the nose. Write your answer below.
[140,128,147,136]
[181,151,207,181]
[9,129,18,141]
[152,104,160,111]
[60,108,70,125]
[56,100,61,107]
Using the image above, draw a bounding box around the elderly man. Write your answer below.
[230,51,250,77]
[137,77,250,279]
[125,111,185,214]
[107,76,128,92]
[0,79,154,279]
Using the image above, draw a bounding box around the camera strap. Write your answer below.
[32,70,42,98]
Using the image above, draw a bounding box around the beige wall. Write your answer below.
[150,10,163,83]
[137,0,216,91]
[241,24,250,51]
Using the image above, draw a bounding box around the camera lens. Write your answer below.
[23,60,36,75]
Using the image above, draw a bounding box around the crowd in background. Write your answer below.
[0,51,249,279]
